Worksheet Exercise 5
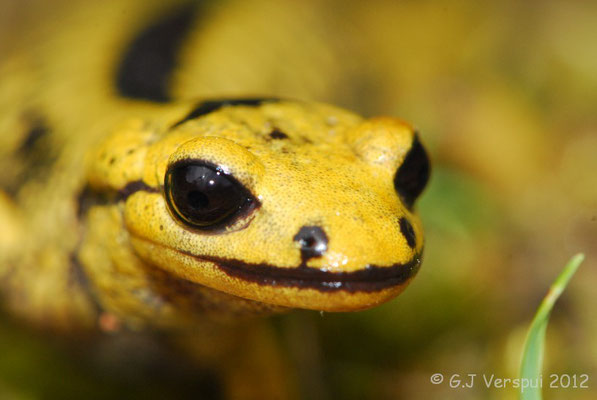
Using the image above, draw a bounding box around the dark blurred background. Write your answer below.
[1,0,595,399]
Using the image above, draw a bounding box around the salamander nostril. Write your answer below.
[293,226,328,262]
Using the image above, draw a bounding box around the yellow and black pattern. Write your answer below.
[0,0,430,333]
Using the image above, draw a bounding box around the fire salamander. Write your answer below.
[0,0,430,398]
[0,0,430,330]
[0,1,430,396]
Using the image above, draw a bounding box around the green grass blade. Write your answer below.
[519,253,585,400]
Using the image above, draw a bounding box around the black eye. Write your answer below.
[165,161,257,229]
[393,134,431,209]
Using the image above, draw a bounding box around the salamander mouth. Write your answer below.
[177,249,423,293]
[131,235,422,293]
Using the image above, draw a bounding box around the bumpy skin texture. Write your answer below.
[86,101,424,317]
[0,0,428,332]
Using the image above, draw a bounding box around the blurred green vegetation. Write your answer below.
[520,254,584,400]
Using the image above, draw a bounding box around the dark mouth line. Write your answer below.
[120,185,422,292]
[177,249,423,293]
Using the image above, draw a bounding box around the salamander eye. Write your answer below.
[393,134,431,209]
[165,161,256,229]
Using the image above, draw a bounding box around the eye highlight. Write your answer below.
[164,161,257,229]
[393,134,430,209]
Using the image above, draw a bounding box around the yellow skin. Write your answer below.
[0,1,430,398]
[1,99,426,329]
[0,0,428,331]
[84,101,425,319]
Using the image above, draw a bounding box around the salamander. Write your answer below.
[0,0,430,332]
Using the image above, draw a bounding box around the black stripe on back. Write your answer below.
[171,98,280,128]
[3,113,58,197]
[18,115,49,155]
[115,3,198,102]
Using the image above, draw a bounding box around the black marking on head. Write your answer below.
[171,98,280,128]
[76,181,157,218]
[293,226,328,264]
[115,3,198,102]
[393,133,431,210]
[399,217,416,248]
[268,129,288,140]
[77,185,108,218]
[118,180,159,201]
